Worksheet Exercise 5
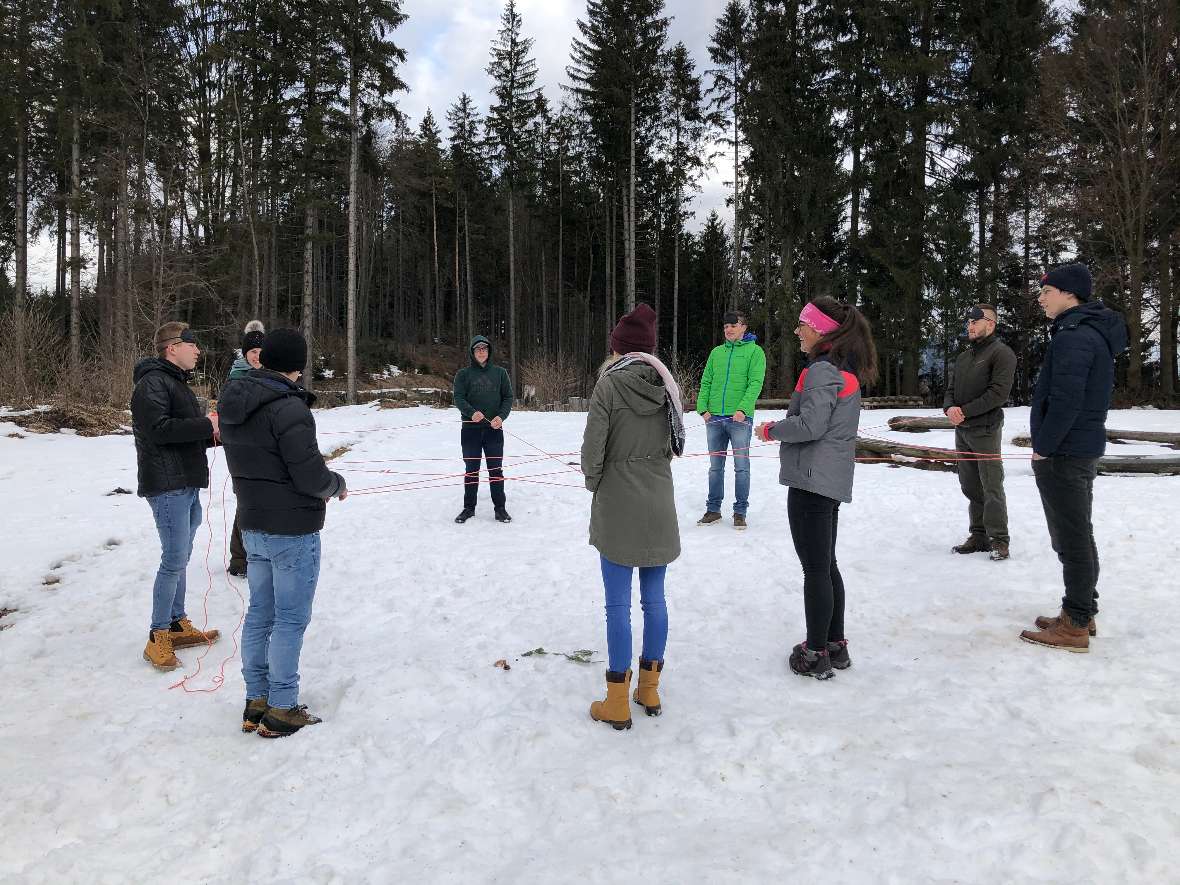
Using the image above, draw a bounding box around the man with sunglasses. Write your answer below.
[943,304,1016,561]
[131,322,222,671]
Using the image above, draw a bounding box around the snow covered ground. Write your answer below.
[1,404,1179,884]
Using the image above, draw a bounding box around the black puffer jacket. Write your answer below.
[130,358,214,497]
[218,369,345,535]
[1030,301,1128,457]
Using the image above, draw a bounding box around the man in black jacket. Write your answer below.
[452,335,514,524]
[131,322,222,672]
[1020,263,1127,653]
[944,304,1017,560]
[218,328,346,738]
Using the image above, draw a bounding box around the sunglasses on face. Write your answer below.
[965,308,994,323]
[163,329,200,346]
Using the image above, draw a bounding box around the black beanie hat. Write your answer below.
[241,320,265,354]
[610,303,658,355]
[1041,263,1092,302]
[260,327,307,374]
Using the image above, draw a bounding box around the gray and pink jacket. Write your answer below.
[763,355,861,503]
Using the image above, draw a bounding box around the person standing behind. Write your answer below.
[944,304,1017,560]
[1020,263,1126,653]
[219,328,347,738]
[131,322,222,671]
[452,335,514,524]
[226,320,266,577]
[582,303,684,730]
[755,297,877,680]
[696,310,766,530]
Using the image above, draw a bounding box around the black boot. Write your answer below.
[494,508,512,523]
[242,698,268,733]
[257,704,322,738]
[792,640,850,670]
[454,508,475,524]
[789,644,835,680]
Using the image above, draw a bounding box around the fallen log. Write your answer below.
[855,437,959,472]
[887,415,954,432]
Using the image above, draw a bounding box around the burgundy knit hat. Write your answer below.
[610,303,658,355]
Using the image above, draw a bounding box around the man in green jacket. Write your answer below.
[453,335,514,524]
[696,310,766,530]
[944,304,1017,560]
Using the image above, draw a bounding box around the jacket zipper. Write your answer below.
[721,342,735,416]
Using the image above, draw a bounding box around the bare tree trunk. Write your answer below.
[672,189,680,368]
[431,178,441,343]
[465,196,474,341]
[70,107,82,373]
[346,58,359,404]
[303,203,316,391]
[117,150,132,354]
[626,95,637,311]
[731,64,741,309]
[557,151,564,357]
[454,192,461,342]
[1159,236,1174,399]
[508,187,518,387]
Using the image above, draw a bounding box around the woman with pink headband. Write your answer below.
[755,297,878,680]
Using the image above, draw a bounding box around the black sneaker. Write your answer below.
[242,698,268,733]
[454,508,475,524]
[494,508,512,523]
[789,643,835,680]
[257,704,322,738]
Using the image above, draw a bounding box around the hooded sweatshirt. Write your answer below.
[130,357,214,497]
[218,369,345,535]
[452,336,514,422]
[1030,301,1128,458]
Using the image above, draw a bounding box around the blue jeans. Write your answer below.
[706,417,753,515]
[600,556,668,673]
[241,531,321,709]
[147,488,202,630]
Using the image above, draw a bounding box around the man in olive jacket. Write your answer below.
[452,335,514,524]
[944,304,1017,560]
[696,310,766,529]
[131,322,222,671]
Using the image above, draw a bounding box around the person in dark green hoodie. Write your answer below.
[452,335,514,523]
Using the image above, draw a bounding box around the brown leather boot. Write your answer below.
[952,535,990,554]
[1034,610,1097,636]
[1020,613,1090,652]
[589,669,633,730]
[632,659,663,716]
[242,697,268,733]
[143,629,181,671]
[697,511,722,526]
[169,617,221,649]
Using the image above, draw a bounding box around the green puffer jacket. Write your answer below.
[696,333,766,417]
[581,362,681,567]
[452,336,514,421]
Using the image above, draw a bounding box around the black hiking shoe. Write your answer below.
[455,508,475,524]
[792,640,851,671]
[242,698,268,733]
[495,508,512,523]
[257,704,322,738]
[789,644,835,680]
[952,535,991,554]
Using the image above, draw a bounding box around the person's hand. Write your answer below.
[338,487,349,500]
[1031,452,1046,461]
[756,422,774,442]
[471,411,485,423]
[734,410,746,424]
[490,416,503,430]
[701,412,712,422]
[946,406,965,426]
[209,413,220,435]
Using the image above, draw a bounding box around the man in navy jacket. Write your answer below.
[1020,263,1127,653]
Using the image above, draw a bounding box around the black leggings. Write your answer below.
[787,486,845,651]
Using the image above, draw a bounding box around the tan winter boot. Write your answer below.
[143,629,181,671]
[589,669,633,731]
[1035,610,1097,636]
[1020,612,1090,652]
[633,659,663,716]
[169,617,221,649]
[242,698,268,734]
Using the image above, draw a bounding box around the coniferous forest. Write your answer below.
[1,0,1177,406]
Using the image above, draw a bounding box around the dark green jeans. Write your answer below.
[955,422,1008,544]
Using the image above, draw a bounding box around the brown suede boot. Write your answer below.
[952,535,990,554]
[633,659,663,716]
[169,617,221,649]
[1035,611,1097,636]
[589,669,633,730]
[143,629,181,671]
[242,697,268,733]
[1020,613,1090,652]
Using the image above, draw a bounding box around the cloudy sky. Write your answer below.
[25,1,734,290]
